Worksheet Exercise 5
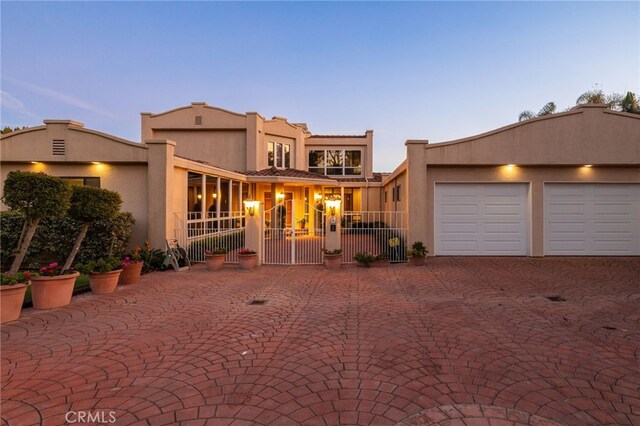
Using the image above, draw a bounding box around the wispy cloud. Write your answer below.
[0,91,38,119]
[4,77,118,119]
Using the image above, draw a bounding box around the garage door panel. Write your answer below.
[442,204,477,215]
[485,204,522,215]
[544,183,640,255]
[436,183,529,256]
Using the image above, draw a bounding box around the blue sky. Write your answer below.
[1,1,638,171]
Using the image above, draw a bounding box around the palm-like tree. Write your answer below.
[518,102,556,122]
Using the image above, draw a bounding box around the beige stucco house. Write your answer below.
[1,102,639,259]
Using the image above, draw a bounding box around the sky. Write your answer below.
[1,1,638,172]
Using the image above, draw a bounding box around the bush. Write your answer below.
[1,211,134,271]
[354,252,377,267]
[75,257,122,274]
[187,230,245,259]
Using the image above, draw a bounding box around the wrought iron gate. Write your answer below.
[262,199,325,264]
[341,211,407,263]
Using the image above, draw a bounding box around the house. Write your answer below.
[0,103,386,257]
[1,102,639,260]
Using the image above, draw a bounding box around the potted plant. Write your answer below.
[407,241,428,266]
[30,262,79,309]
[354,252,377,268]
[205,247,227,271]
[1,272,31,323]
[75,257,123,294]
[297,217,307,229]
[323,248,342,270]
[119,246,144,285]
[238,248,258,271]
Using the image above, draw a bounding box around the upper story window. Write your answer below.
[61,177,100,188]
[308,149,361,176]
[268,142,290,168]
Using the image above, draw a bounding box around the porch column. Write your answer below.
[325,199,341,252]
[146,139,176,249]
[244,202,263,264]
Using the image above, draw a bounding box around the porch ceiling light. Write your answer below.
[91,161,102,165]
[583,164,593,168]
[244,199,259,217]
[31,161,41,164]
[325,196,341,217]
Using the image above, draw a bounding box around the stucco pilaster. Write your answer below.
[405,140,430,254]
[146,139,176,249]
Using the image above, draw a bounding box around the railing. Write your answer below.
[174,211,245,263]
[341,211,407,263]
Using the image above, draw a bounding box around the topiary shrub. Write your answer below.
[0,211,134,271]
[62,186,123,271]
[2,171,72,274]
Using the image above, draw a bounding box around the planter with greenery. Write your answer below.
[354,252,377,267]
[407,241,428,266]
[75,257,123,294]
[119,246,144,285]
[237,248,258,271]
[2,171,72,274]
[30,262,79,309]
[323,248,342,270]
[205,247,227,271]
[1,272,31,323]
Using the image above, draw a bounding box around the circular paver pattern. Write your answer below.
[1,257,639,425]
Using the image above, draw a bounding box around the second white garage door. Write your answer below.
[544,183,640,255]
[435,183,529,255]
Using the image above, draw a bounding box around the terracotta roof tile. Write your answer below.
[243,167,336,181]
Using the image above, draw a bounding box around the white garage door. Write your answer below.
[435,183,529,255]
[544,183,640,255]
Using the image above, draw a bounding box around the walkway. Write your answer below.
[1,258,639,425]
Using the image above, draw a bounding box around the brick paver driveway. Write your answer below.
[2,258,639,426]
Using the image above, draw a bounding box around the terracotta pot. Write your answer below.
[30,272,79,309]
[408,256,425,266]
[89,270,122,294]
[324,254,342,270]
[1,283,29,323]
[205,254,225,271]
[238,253,258,271]
[119,261,143,285]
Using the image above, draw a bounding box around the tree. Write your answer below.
[62,186,123,271]
[576,89,622,109]
[620,91,640,114]
[519,102,556,122]
[1,126,28,135]
[2,171,72,274]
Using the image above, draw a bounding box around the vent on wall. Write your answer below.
[52,140,66,156]
[195,116,203,125]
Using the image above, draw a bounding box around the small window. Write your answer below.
[268,142,274,166]
[384,190,388,203]
[61,177,100,188]
[396,184,401,202]
[195,116,203,125]
[268,142,290,168]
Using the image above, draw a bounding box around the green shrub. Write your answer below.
[75,257,122,274]
[1,211,134,271]
[354,252,377,267]
[187,230,245,259]
[2,171,72,273]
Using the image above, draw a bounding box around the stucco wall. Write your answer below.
[417,165,640,257]
[0,163,149,247]
[152,129,247,172]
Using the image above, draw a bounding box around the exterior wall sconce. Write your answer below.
[325,196,341,217]
[276,192,285,201]
[197,194,202,200]
[314,193,322,201]
[244,200,259,217]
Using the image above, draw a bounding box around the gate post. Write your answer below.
[244,201,263,264]
[325,197,341,252]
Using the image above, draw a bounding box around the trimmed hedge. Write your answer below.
[1,211,134,271]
